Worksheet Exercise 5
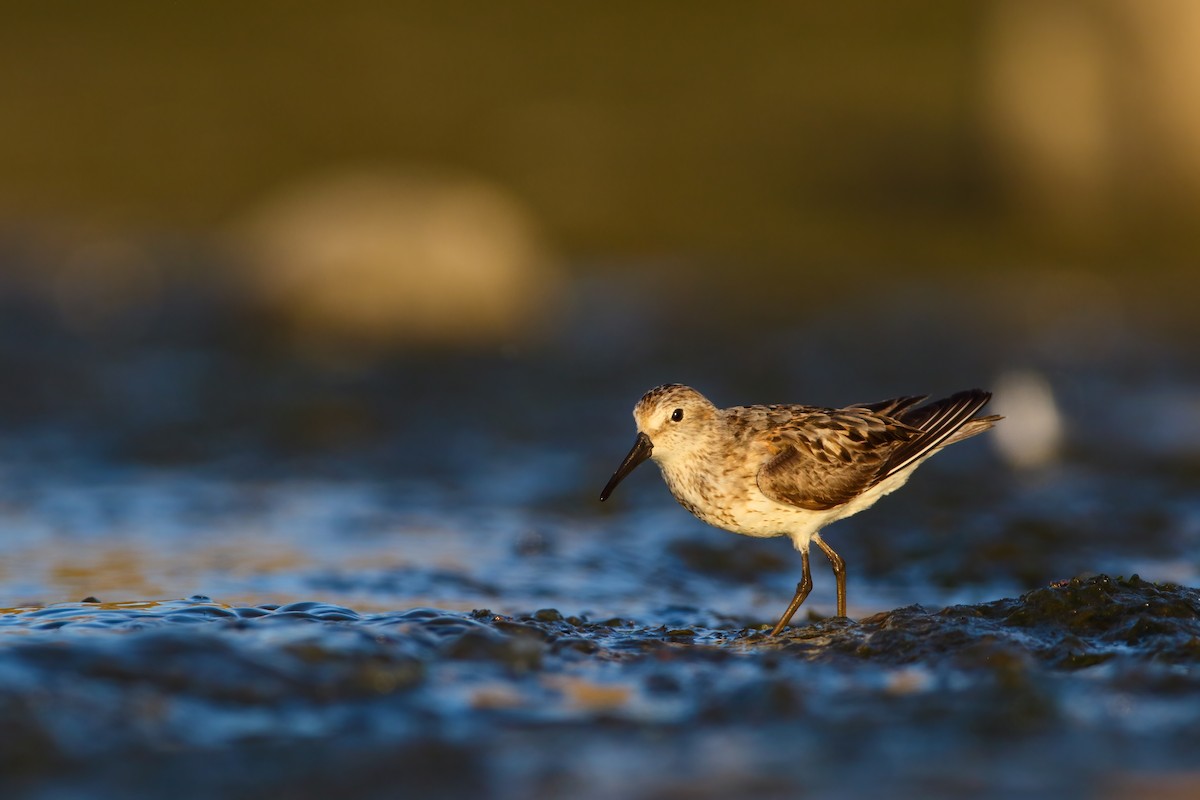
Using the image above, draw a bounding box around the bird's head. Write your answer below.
[600,384,717,501]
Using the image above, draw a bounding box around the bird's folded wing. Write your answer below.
[755,409,915,511]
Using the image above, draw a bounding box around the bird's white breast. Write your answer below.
[656,454,829,541]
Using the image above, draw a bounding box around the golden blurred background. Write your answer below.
[3,0,1200,641]
[1,1,1198,350]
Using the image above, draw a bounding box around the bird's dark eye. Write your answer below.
[671,408,684,422]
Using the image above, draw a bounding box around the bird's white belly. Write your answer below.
[658,456,920,544]
[709,488,809,537]
[660,463,831,540]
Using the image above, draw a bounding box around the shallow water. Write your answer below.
[2,271,1200,798]
[1,577,1198,799]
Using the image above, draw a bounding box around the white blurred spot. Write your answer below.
[991,370,1064,469]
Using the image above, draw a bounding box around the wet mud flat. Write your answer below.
[1,273,1199,799]
[2,575,1199,800]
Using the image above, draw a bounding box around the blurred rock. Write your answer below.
[230,167,560,357]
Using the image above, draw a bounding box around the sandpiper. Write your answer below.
[600,384,1000,635]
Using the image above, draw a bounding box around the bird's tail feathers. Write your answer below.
[875,389,999,482]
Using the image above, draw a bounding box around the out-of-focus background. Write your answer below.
[3,2,1199,309]
[3,4,1200,799]
[2,1,1197,458]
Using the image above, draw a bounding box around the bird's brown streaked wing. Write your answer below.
[755,410,914,511]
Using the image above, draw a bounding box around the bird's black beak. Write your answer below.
[599,432,653,501]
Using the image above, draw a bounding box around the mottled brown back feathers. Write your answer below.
[751,390,999,511]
